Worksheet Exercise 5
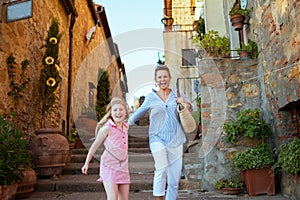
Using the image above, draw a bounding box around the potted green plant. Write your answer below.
[0,115,31,200]
[193,30,230,58]
[229,1,252,31]
[237,39,258,60]
[224,108,276,196]
[30,19,69,178]
[233,143,276,196]
[273,137,300,176]
[215,177,245,195]
[223,108,271,144]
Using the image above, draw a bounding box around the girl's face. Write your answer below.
[155,69,171,90]
[111,103,127,123]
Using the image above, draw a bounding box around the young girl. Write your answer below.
[81,97,130,200]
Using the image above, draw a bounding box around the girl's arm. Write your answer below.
[128,95,151,125]
[81,125,109,175]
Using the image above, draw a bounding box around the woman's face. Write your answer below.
[155,69,171,90]
[111,104,127,123]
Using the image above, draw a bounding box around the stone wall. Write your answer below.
[183,58,262,190]
[249,1,300,198]
[0,1,121,136]
[184,0,300,196]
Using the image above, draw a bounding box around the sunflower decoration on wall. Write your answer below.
[38,18,62,127]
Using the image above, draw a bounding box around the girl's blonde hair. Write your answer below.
[95,97,129,137]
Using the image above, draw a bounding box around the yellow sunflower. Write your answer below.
[46,77,56,87]
[49,37,58,44]
[55,64,60,71]
[45,56,54,65]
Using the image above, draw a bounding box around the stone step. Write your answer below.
[128,125,149,136]
[35,174,154,193]
[63,159,155,175]
[70,152,154,164]
[72,146,150,155]
[128,135,149,143]
[35,174,200,193]
[129,142,149,148]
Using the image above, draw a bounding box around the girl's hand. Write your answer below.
[81,164,89,175]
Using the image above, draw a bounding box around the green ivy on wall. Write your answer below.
[6,53,30,107]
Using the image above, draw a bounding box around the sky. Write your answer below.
[93,0,165,107]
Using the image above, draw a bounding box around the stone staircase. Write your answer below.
[32,125,200,196]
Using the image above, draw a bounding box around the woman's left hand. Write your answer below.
[176,97,184,104]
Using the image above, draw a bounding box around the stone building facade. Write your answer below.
[0,0,127,136]
[182,0,299,199]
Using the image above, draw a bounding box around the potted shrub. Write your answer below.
[233,143,276,196]
[229,1,252,31]
[215,177,245,195]
[30,19,69,178]
[0,115,32,200]
[193,30,231,58]
[273,138,300,198]
[273,137,300,176]
[224,108,276,196]
[224,108,271,144]
[237,39,258,60]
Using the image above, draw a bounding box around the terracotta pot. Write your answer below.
[230,14,245,31]
[242,166,276,196]
[239,51,251,60]
[16,167,37,198]
[217,188,241,195]
[0,183,18,200]
[29,128,69,178]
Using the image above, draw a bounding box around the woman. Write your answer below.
[128,65,192,200]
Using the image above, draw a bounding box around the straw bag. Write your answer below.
[176,90,196,133]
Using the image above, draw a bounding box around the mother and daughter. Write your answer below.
[81,65,192,200]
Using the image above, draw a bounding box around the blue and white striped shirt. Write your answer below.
[128,88,190,147]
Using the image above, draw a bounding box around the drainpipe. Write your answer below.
[66,14,76,137]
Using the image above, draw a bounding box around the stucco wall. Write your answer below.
[0,1,120,136]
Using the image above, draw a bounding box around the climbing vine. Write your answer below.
[6,53,30,107]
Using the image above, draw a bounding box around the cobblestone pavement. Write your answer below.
[28,190,290,200]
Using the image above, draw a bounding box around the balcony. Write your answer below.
[162,6,203,31]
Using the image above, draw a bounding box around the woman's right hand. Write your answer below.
[81,164,89,175]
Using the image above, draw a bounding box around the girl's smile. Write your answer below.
[111,104,127,125]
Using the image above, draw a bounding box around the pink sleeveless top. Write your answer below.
[98,119,130,184]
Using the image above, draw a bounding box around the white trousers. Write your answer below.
[150,142,183,200]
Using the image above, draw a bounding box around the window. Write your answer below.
[182,49,196,66]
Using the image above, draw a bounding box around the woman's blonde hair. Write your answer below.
[94,97,129,137]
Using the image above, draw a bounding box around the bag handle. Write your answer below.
[176,79,181,97]
[176,79,185,110]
